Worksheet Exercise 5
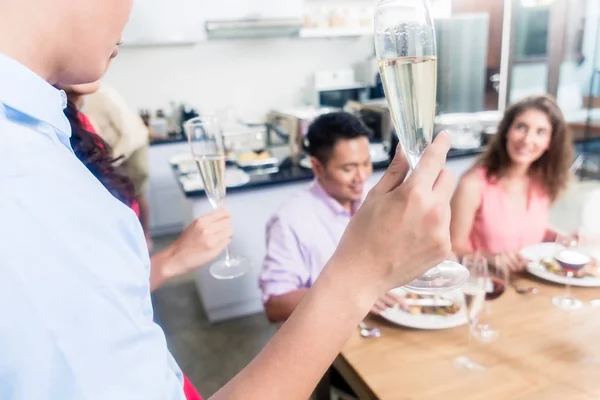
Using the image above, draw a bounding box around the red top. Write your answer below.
[77,111,202,400]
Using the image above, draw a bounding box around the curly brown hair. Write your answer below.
[478,94,574,201]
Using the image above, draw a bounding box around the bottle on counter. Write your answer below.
[149,109,169,139]
[139,109,151,127]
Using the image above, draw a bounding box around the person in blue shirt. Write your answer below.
[0,0,456,398]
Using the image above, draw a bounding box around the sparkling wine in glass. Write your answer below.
[374,0,469,294]
[455,254,497,372]
[185,116,251,280]
[552,233,589,310]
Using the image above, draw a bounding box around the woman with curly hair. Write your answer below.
[450,95,575,271]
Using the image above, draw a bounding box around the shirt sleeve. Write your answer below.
[259,215,311,304]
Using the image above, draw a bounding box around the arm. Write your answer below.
[210,134,455,399]
[450,173,528,272]
[264,289,309,323]
[136,194,152,248]
[259,216,311,323]
[450,171,482,261]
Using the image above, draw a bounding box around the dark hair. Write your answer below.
[303,111,372,163]
[478,94,574,201]
[65,100,135,206]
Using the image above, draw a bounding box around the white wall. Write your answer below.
[103,37,373,119]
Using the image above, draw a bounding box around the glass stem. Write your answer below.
[467,326,472,363]
[224,246,232,266]
[566,271,573,299]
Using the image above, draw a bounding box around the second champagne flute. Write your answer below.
[374,0,469,294]
[185,116,251,280]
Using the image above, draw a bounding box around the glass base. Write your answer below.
[404,260,470,294]
[454,356,486,372]
[471,324,499,343]
[552,295,583,310]
[210,256,251,280]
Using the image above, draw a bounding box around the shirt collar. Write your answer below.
[0,52,71,138]
[309,179,365,217]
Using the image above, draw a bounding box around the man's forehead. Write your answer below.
[330,137,370,162]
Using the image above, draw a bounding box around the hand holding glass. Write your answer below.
[374,0,469,293]
[185,116,250,280]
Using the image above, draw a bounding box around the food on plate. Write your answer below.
[398,293,461,316]
[540,257,600,278]
[238,151,272,162]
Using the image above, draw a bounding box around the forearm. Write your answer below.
[210,257,380,399]
[149,249,176,291]
[136,194,151,236]
[264,289,309,323]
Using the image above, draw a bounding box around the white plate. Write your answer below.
[521,243,600,287]
[379,288,468,330]
[520,242,562,261]
[179,168,250,192]
[299,156,312,169]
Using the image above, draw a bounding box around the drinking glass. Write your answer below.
[374,0,469,293]
[553,232,589,310]
[455,254,497,371]
[185,116,251,280]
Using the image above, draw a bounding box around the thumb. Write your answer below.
[369,144,410,196]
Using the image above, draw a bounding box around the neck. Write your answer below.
[316,179,354,213]
[0,6,58,83]
[337,199,353,213]
[69,94,85,109]
[504,163,530,180]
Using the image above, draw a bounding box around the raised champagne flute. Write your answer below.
[374,0,469,293]
[185,116,251,280]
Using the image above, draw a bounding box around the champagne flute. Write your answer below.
[185,116,251,280]
[374,0,469,293]
[455,254,495,372]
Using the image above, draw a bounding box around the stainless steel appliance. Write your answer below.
[306,69,370,108]
[435,14,489,114]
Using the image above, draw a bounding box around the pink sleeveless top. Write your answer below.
[468,168,550,254]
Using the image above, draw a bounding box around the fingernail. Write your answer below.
[438,130,449,138]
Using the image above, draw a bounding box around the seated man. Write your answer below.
[259,111,399,323]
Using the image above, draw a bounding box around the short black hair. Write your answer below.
[303,111,372,164]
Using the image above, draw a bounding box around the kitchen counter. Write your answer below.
[149,136,187,146]
[174,146,486,198]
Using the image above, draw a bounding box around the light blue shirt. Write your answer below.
[0,53,185,399]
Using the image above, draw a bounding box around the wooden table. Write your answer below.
[335,278,600,400]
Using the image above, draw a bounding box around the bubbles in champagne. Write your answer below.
[378,56,437,168]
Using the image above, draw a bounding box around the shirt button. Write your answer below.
[59,90,67,109]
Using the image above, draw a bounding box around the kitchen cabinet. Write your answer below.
[204,0,303,21]
[122,0,206,45]
[147,142,191,235]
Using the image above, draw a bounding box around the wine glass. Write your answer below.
[552,232,589,310]
[185,116,251,280]
[374,0,469,293]
[455,254,495,372]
